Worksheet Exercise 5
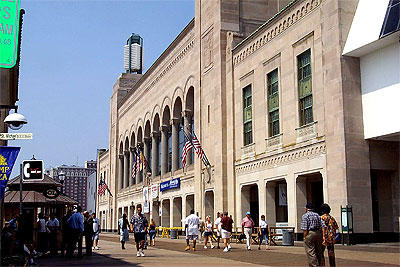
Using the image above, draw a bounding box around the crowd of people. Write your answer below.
[1,206,101,265]
[1,202,338,266]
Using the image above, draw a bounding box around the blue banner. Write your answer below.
[160,178,180,192]
[0,146,20,200]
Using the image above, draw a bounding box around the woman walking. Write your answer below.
[258,215,269,250]
[203,216,215,249]
[148,219,156,246]
[118,214,130,249]
[321,204,338,267]
[36,213,48,254]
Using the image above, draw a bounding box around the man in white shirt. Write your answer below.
[47,213,60,255]
[214,212,223,249]
[92,213,100,250]
[184,210,199,251]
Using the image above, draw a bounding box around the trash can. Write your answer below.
[170,229,177,239]
[282,229,294,246]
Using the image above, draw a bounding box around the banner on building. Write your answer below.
[0,146,20,200]
[150,184,158,199]
[278,184,287,206]
[160,178,180,192]
[143,186,149,213]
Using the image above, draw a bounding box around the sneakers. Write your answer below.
[247,247,251,250]
[185,246,190,251]
[192,247,196,251]
[92,247,95,250]
[223,247,229,252]
[137,251,141,257]
[228,244,231,250]
[204,246,207,249]
[140,250,145,257]
[95,247,99,250]
[211,245,215,249]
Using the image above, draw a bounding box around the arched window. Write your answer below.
[178,120,184,169]
[67,172,70,176]
[79,172,82,177]
[167,128,172,172]
[157,136,162,175]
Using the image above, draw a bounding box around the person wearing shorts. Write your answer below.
[185,210,199,251]
[203,216,214,249]
[92,213,100,250]
[221,211,233,252]
[130,206,148,257]
[214,212,223,249]
[148,219,156,246]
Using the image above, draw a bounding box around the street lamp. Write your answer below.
[59,170,65,194]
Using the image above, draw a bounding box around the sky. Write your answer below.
[9,0,194,177]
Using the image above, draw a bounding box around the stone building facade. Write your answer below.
[97,0,399,241]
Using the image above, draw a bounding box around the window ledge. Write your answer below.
[296,121,318,142]
[265,133,283,150]
[241,143,255,160]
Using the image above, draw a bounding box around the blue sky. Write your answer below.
[10,0,194,177]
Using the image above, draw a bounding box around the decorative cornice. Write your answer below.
[236,141,326,175]
[233,0,321,66]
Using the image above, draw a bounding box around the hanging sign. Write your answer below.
[0,0,21,68]
[0,146,20,199]
[43,188,59,199]
[160,178,180,192]
[150,184,158,199]
[278,184,287,206]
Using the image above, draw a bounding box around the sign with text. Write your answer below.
[43,188,59,199]
[0,146,20,199]
[0,133,32,140]
[150,184,158,199]
[160,178,180,192]
[0,0,20,68]
[22,160,44,181]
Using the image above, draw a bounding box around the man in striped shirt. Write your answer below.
[301,203,325,267]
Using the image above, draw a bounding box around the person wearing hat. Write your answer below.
[241,211,254,250]
[301,203,325,267]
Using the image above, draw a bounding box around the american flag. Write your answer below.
[182,135,193,168]
[192,133,204,160]
[98,180,108,195]
[136,148,142,173]
[132,149,137,180]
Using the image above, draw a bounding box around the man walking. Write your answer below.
[46,213,60,255]
[92,213,100,250]
[301,203,324,267]
[241,211,254,250]
[214,212,223,249]
[67,206,84,257]
[184,209,199,251]
[130,206,148,257]
[83,211,94,256]
[221,211,233,252]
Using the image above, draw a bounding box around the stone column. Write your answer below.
[182,110,193,165]
[160,125,168,176]
[169,197,174,228]
[124,151,129,188]
[171,118,180,172]
[144,137,151,177]
[137,142,143,183]
[182,197,187,228]
[129,147,134,186]
[151,132,159,179]
[118,154,124,190]
[266,182,276,226]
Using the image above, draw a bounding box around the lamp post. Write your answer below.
[59,170,65,194]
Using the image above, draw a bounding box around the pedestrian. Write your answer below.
[214,212,223,249]
[67,206,84,258]
[203,216,214,249]
[221,211,233,252]
[301,203,324,267]
[320,203,338,267]
[258,215,269,250]
[61,210,72,257]
[92,213,100,250]
[83,211,94,256]
[130,206,148,257]
[46,213,60,255]
[241,211,254,250]
[8,215,19,231]
[148,219,156,246]
[118,214,129,250]
[184,209,199,251]
[36,212,48,254]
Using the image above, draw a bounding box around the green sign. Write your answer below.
[0,0,20,68]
